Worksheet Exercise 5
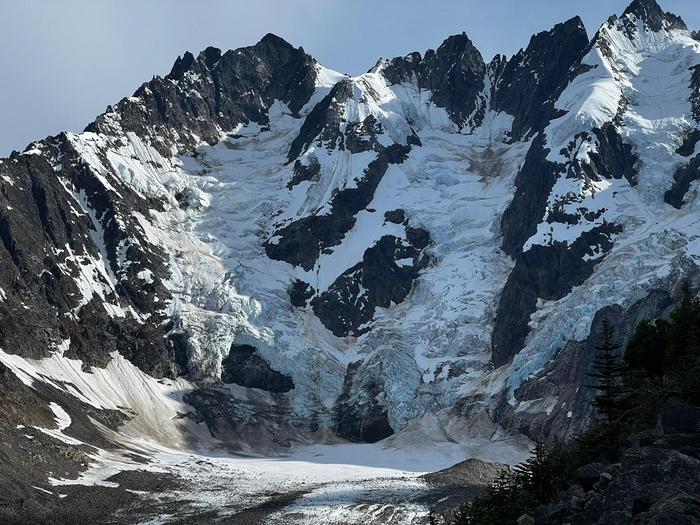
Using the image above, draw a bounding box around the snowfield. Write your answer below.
[0,345,528,523]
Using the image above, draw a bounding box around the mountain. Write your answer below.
[1,0,700,521]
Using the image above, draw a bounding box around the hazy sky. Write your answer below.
[1,0,699,156]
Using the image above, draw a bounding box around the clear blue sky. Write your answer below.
[1,0,698,156]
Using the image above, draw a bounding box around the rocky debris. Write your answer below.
[422,458,506,488]
[531,432,700,524]
[221,344,294,393]
[0,469,190,525]
[422,459,507,520]
[183,387,299,451]
[0,363,132,524]
[636,493,700,524]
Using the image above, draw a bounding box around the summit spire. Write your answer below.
[622,0,686,32]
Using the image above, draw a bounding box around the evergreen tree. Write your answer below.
[666,286,700,404]
[512,442,555,503]
[451,297,700,525]
[667,286,700,362]
[586,317,627,425]
[624,319,667,379]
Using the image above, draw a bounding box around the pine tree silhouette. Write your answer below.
[586,317,627,424]
[513,441,555,502]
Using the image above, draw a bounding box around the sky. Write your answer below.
[1,0,699,156]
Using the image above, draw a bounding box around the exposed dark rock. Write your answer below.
[88,34,319,156]
[0,138,179,378]
[406,226,430,249]
[587,123,639,186]
[574,462,607,491]
[183,387,297,450]
[312,231,431,337]
[691,65,700,121]
[2,5,700,511]
[266,143,411,271]
[501,135,563,257]
[496,114,635,366]
[0,363,132,524]
[636,493,700,524]
[492,17,589,140]
[677,128,700,157]
[665,154,700,208]
[384,209,407,225]
[221,344,294,393]
[287,80,354,162]
[622,0,687,33]
[420,33,486,128]
[494,289,674,442]
[288,279,315,307]
[334,360,394,442]
[265,153,389,270]
[382,34,486,128]
[666,67,700,208]
[492,223,623,367]
[380,52,423,85]
[345,114,383,154]
[287,156,320,189]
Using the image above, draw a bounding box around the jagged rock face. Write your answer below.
[0,136,180,377]
[88,34,318,156]
[311,229,431,337]
[221,344,294,393]
[382,33,486,128]
[622,0,687,33]
[334,360,394,443]
[2,0,700,456]
[494,289,675,442]
[491,17,589,140]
